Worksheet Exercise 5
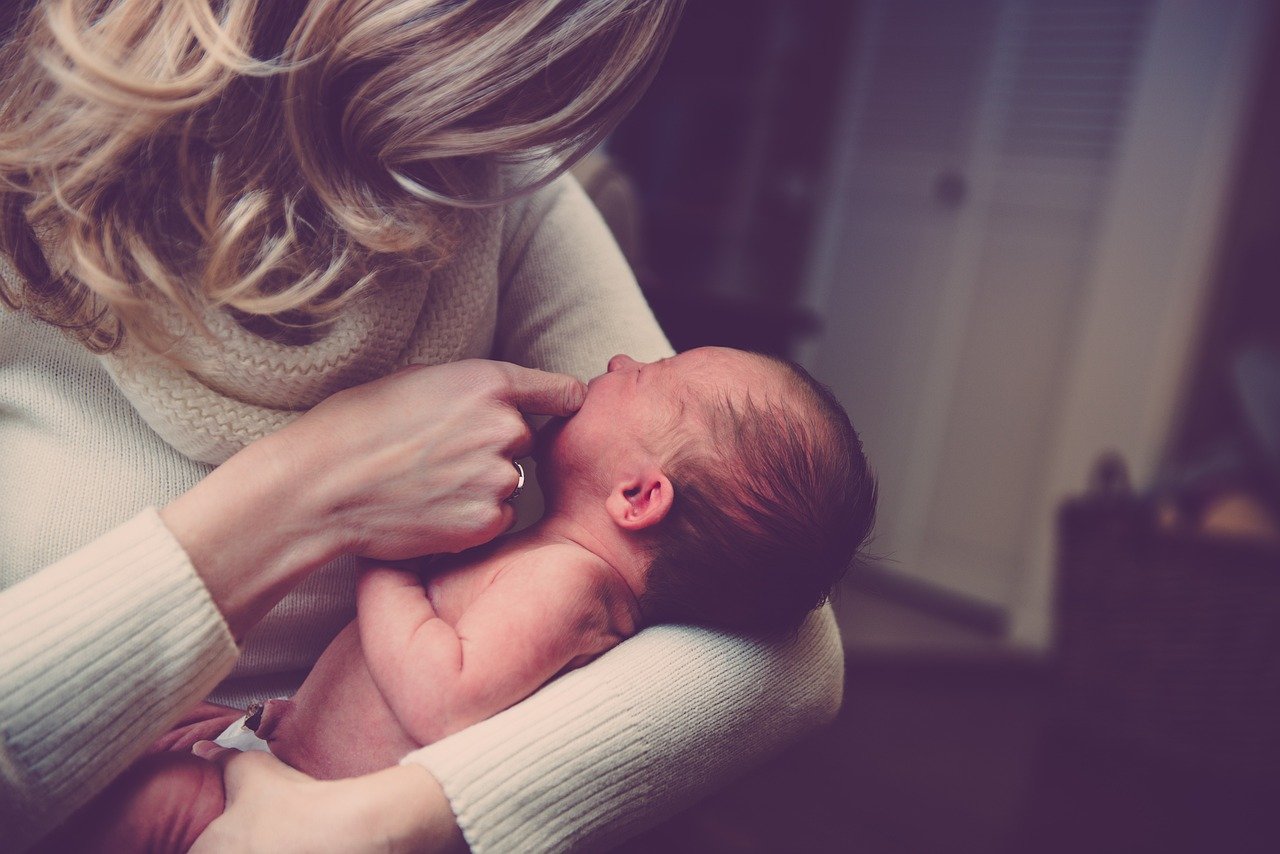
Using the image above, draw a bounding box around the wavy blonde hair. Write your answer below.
[0,0,682,354]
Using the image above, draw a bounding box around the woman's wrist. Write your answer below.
[356,764,468,853]
[160,433,345,641]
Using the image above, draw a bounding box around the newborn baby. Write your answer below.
[248,347,878,777]
[60,347,876,850]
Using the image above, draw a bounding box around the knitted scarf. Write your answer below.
[100,216,501,465]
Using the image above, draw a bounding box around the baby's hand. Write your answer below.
[358,560,421,586]
[356,558,428,590]
[356,561,441,634]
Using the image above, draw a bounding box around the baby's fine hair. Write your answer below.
[639,356,877,637]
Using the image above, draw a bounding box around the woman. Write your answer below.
[0,1,844,850]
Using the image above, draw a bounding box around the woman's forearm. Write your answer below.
[160,431,341,642]
[0,510,240,851]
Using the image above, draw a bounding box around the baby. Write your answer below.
[58,347,876,850]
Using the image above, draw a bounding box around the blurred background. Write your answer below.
[7,0,1273,850]
[589,1,1280,852]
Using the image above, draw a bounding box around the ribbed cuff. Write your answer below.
[403,606,844,854]
[0,508,239,850]
[403,656,649,854]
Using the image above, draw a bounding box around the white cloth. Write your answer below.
[0,174,845,853]
[213,717,272,755]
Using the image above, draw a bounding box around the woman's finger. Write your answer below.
[496,363,587,416]
[498,500,518,534]
[191,740,231,763]
[504,419,535,459]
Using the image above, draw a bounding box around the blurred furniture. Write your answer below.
[1056,460,1280,774]
[1018,457,1280,853]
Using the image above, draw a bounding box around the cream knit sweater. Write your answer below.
[0,175,844,852]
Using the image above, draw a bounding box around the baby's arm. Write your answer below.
[356,555,615,746]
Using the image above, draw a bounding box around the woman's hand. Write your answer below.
[189,744,466,854]
[161,359,585,640]
[275,359,583,557]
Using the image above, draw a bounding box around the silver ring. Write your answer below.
[507,460,526,502]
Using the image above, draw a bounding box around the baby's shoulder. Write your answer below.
[542,549,642,633]
[499,543,611,589]
[498,545,637,631]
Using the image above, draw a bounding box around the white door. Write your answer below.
[802,0,1266,648]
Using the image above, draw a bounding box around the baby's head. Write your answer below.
[539,347,877,637]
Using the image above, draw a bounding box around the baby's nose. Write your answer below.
[607,354,639,373]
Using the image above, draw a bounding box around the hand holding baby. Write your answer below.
[189,746,464,854]
[161,358,586,640]
[272,359,586,558]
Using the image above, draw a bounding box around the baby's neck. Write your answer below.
[518,512,647,601]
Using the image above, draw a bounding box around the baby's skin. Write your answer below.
[264,533,641,778]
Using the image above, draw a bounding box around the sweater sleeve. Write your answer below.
[402,174,846,852]
[407,609,843,853]
[0,508,239,851]
[490,173,673,376]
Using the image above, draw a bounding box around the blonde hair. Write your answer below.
[0,0,682,354]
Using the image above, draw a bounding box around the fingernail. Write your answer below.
[192,740,217,759]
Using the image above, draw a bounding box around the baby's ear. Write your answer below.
[606,470,674,532]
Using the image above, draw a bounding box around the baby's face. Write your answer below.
[538,347,777,476]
